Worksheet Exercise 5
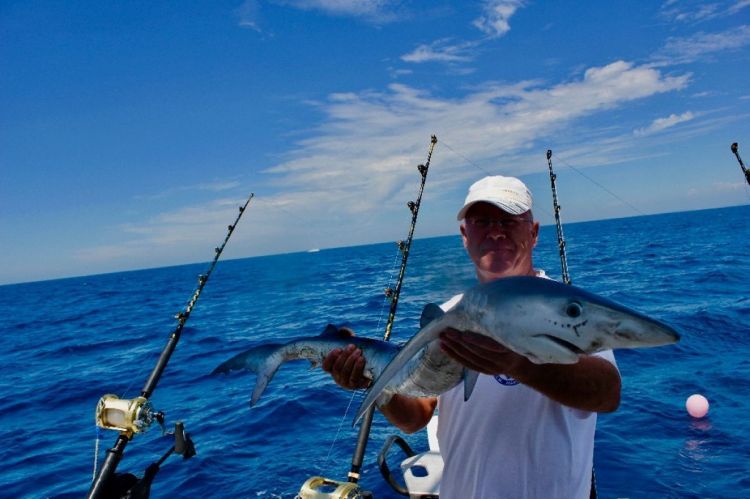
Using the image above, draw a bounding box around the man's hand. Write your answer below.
[322,341,370,390]
[439,328,621,412]
[439,328,529,377]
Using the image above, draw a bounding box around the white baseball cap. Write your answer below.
[456,175,533,220]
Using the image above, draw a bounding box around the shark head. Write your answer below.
[461,276,680,364]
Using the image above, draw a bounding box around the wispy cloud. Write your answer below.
[687,180,747,197]
[473,0,525,38]
[76,198,246,263]
[81,61,691,265]
[237,0,262,31]
[134,180,242,201]
[276,0,402,21]
[265,61,689,207]
[401,0,526,65]
[634,111,695,136]
[659,0,749,23]
[653,25,750,64]
[401,39,479,63]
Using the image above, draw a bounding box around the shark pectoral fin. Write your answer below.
[353,319,449,426]
[463,368,480,401]
[420,303,445,328]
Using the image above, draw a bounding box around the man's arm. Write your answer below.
[440,329,621,413]
[322,344,437,433]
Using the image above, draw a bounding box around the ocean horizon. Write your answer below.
[4,202,748,288]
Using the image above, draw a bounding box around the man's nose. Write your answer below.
[487,231,506,240]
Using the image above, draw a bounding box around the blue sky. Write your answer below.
[2,0,749,285]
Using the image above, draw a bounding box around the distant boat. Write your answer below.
[307,248,320,253]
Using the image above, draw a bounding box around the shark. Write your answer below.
[353,276,680,424]
[213,276,679,422]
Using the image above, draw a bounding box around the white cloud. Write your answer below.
[81,61,691,266]
[653,25,750,64]
[634,111,695,136]
[76,198,247,263]
[134,180,242,201]
[658,0,749,23]
[237,0,262,31]
[401,39,478,63]
[400,1,526,66]
[276,0,401,20]
[264,61,688,209]
[473,0,525,38]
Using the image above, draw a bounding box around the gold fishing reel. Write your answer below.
[297,476,372,499]
[95,394,159,435]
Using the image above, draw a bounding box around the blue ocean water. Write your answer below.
[1,204,749,498]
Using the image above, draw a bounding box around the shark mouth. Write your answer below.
[535,334,586,355]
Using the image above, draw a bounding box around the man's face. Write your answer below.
[460,202,539,282]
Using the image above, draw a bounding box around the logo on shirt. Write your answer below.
[494,374,519,386]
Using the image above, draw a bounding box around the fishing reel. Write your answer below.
[95,394,163,435]
[297,477,372,499]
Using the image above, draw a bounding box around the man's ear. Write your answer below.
[531,222,540,248]
[460,223,469,249]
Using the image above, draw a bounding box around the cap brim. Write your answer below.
[457,200,528,220]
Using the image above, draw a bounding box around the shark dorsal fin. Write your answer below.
[319,324,356,339]
[420,303,445,328]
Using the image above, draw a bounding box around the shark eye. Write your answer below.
[566,302,583,318]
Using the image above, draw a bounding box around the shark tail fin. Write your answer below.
[212,344,286,406]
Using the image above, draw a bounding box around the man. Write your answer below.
[323,175,621,498]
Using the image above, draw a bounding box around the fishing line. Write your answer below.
[343,135,438,487]
[321,137,440,487]
[554,154,646,216]
[318,208,420,476]
[439,138,557,221]
[440,139,494,176]
[92,427,102,482]
[323,388,367,468]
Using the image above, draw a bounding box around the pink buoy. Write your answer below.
[686,394,709,418]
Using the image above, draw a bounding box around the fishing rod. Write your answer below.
[545,149,599,496]
[346,135,438,487]
[546,150,572,285]
[297,136,438,499]
[731,142,750,186]
[87,193,254,499]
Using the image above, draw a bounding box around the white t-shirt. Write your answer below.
[436,275,618,499]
